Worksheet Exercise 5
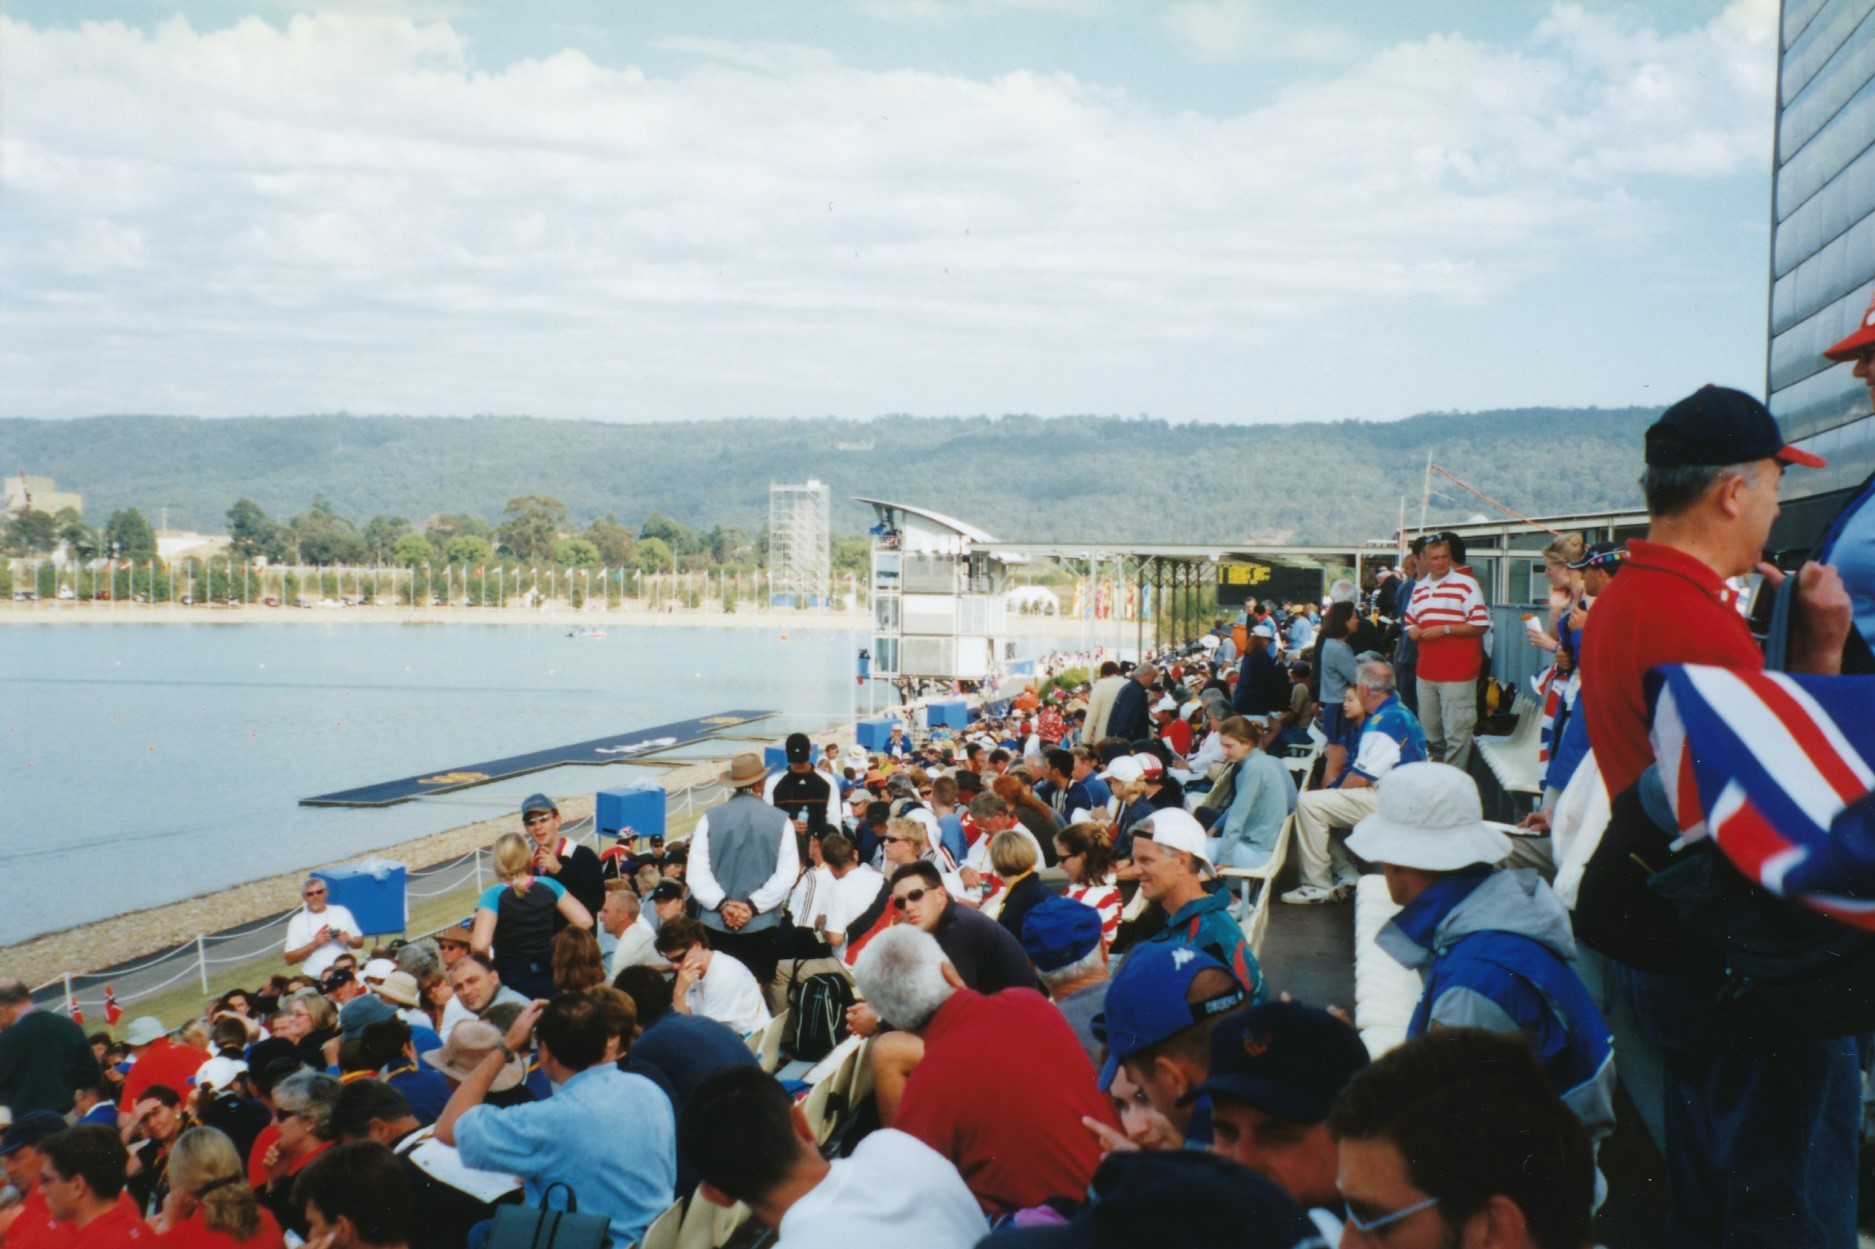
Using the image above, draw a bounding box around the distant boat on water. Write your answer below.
[568,627,606,639]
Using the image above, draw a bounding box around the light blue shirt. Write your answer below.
[1215,750,1289,870]
[455,1064,676,1246]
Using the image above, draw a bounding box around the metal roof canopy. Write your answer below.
[974,541,1377,656]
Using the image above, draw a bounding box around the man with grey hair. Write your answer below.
[0,977,101,1116]
[284,875,363,977]
[1017,896,1108,1065]
[598,881,660,979]
[1105,662,1157,745]
[852,927,1116,1216]
[1281,657,1427,905]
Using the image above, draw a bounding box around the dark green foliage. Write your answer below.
[1,408,1657,544]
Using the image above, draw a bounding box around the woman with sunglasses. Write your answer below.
[1054,823,1121,949]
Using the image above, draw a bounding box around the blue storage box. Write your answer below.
[926,699,971,728]
[855,717,906,752]
[313,861,407,937]
[763,742,821,772]
[596,783,667,841]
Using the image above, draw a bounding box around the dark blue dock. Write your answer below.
[300,710,775,807]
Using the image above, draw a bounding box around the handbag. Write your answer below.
[485,1182,610,1249]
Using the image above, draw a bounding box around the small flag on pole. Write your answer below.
[104,985,122,1026]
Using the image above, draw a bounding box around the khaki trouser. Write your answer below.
[1417,677,1478,772]
[1294,786,1381,889]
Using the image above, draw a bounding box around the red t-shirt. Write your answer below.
[155,1208,285,1249]
[893,988,1117,1214]
[119,1040,211,1114]
[5,1185,74,1249]
[1580,539,1762,796]
[71,1202,152,1249]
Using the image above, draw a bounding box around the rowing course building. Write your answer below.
[1768,0,1875,548]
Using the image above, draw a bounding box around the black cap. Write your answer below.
[977,1151,1317,1249]
[785,732,813,764]
[954,770,984,793]
[320,967,355,992]
[864,801,892,824]
[1567,541,1628,572]
[649,880,686,902]
[1181,999,1368,1123]
[1646,385,1826,470]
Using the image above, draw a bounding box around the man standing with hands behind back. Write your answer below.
[1403,534,1489,772]
[687,753,800,989]
[284,876,363,978]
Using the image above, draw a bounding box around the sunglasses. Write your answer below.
[523,812,554,826]
[878,834,907,845]
[891,887,934,909]
[1342,1195,1439,1237]
[303,889,326,898]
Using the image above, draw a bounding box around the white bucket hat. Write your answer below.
[123,1017,167,1047]
[1346,763,1516,872]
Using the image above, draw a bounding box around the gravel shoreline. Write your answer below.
[0,742,824,990]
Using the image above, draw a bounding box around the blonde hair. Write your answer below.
[1542,532,1585,567]
[494,833,535,893]
[170,1128,261,1240]
[885,816,928,852]
[286,988,336,1032]
[989,828,1038,877]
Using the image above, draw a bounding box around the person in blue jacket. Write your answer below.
[1347,763,1615,1162]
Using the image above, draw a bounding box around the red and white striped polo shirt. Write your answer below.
[1405,571,1489,682]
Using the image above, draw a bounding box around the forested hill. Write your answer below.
[0,407,1656,544]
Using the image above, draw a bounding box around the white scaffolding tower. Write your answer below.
[768,479,832,607]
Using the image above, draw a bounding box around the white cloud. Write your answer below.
[0,2,1776,421]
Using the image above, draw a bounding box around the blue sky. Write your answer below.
[0,0,1779,423]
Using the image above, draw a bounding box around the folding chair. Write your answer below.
[1216,814,1294,926]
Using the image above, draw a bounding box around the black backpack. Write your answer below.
[786,970,855,1062]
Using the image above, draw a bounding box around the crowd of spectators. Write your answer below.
[0,373,1864,1248]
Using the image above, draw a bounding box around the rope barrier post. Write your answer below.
[62,972,74,1017]
[196,934,209,995]
[473,849,484,894]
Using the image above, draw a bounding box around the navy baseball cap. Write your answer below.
[1095,943,1246,1089]
[1567,541,1628,573]
[1182,999,1369,1123]
[0,1111,67,1156]
[338,994,397,1041]
[1020,896,1103,974]
[521,793,558,816]
[977,1150,1319,1249]
[649,880,686,902]
[1646,385,1825,470]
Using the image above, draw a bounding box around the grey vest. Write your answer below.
[700,792,788,934]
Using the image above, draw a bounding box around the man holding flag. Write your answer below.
[1578,385,1851,1248]
[0,978,103,1117]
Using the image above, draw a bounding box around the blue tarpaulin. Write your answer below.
[301,710,774,807]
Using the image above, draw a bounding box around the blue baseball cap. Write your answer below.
[1182,999,1369,1123]
[1095,943,1247,1089]
[521,793,558,817]
[0,1111,67,1156]
[1020,896,1103,974]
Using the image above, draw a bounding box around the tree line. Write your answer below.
[3,493,874,580]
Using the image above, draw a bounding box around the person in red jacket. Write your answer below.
[852,925,1116,1216]
[116,1022,208,1126]
[37,1127,153,1249]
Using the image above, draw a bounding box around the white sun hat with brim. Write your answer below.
[1346,763,1517,872]
[1137,808,1213,873]
[123,1017,167,1047]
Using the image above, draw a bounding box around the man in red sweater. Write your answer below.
[37,1127,152,1249]
[1579,384,1849,1249]
[852,925,1116,1216]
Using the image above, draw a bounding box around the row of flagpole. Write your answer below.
[4,559,865,612]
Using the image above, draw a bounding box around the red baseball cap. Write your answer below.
[1823,290,1875,362]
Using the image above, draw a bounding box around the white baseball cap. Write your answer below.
[1152,695,1177,713]
[1101,755,1145,785]
[1346,763,1516,872]
[1138,808,1211,871]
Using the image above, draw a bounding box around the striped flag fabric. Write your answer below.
[1650,664,1875,929]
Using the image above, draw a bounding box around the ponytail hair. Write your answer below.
[169,1128,261,1241]
[494,833,534,894]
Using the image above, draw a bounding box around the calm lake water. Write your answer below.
[0,622,1064,945]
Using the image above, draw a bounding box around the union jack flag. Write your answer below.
[1650,664,1875,929]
